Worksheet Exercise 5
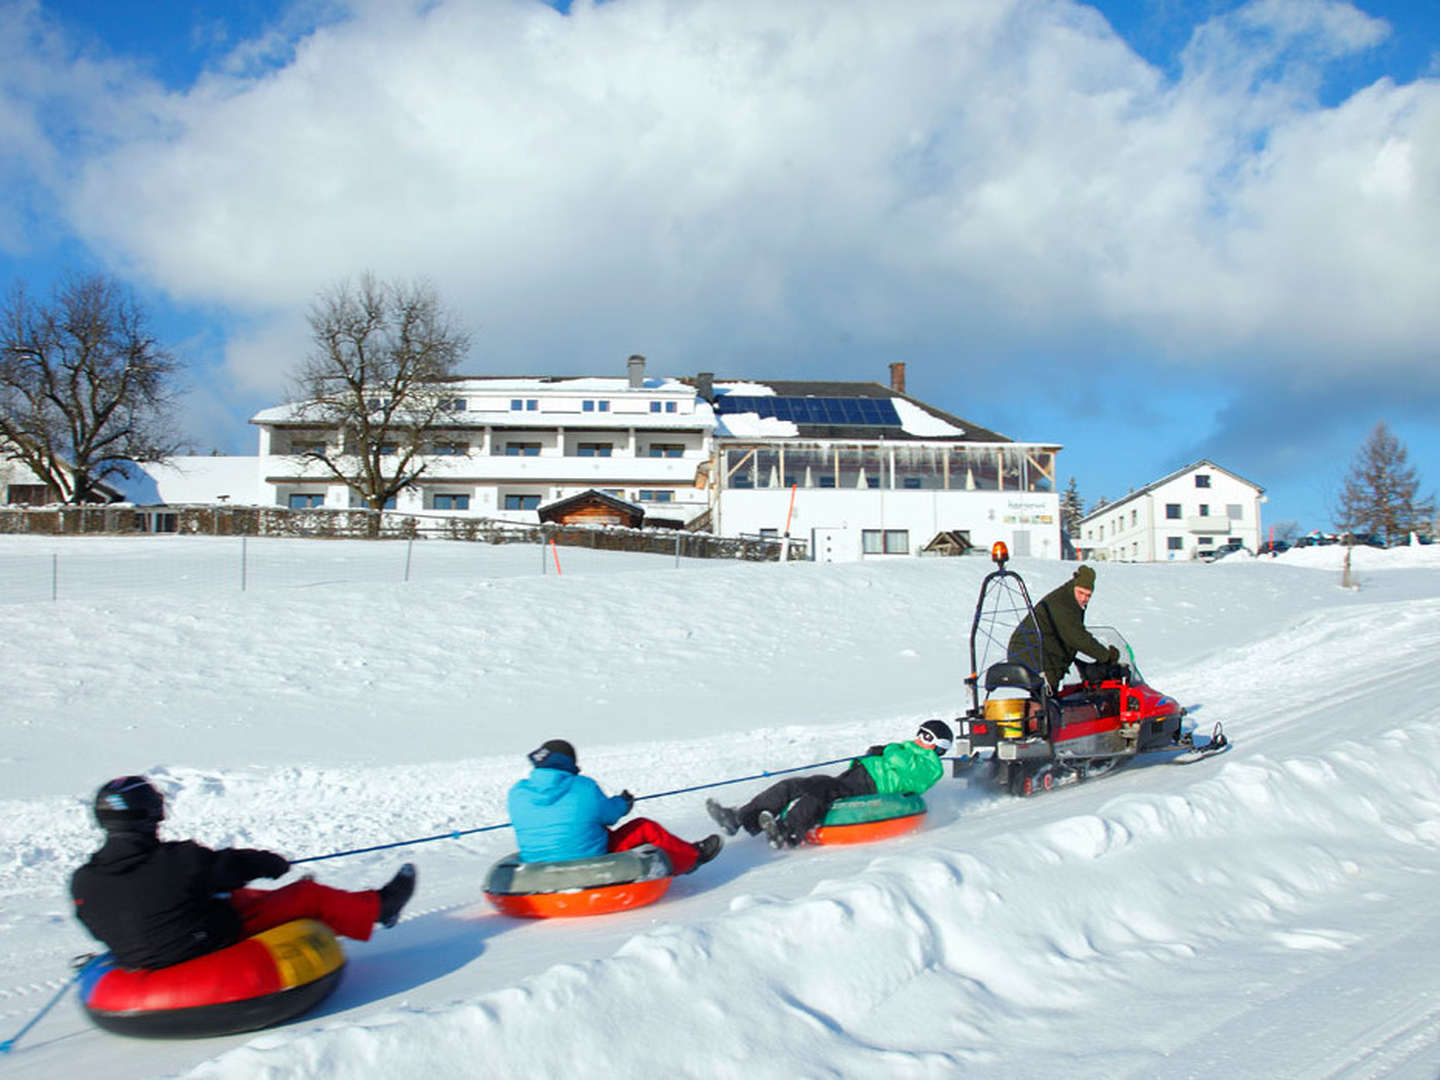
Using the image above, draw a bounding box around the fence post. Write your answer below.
[241,536,248,592]
[675,534,681,568]
[404,536,414,583]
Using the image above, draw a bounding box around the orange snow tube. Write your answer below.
[78,918,345,1038]
[807,793,928,845]
[484,845,673,918]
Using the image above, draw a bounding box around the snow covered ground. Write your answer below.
[1,536,1438,1079]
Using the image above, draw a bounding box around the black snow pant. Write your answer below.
[737,763,877,842]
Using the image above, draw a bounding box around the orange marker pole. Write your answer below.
[550,538,562,576]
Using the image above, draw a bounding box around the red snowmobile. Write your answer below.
[951,543,1226,796]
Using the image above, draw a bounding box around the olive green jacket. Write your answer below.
[1007,579,1117,690]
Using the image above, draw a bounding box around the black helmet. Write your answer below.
[916,720,954,755]
[93,776,165,833]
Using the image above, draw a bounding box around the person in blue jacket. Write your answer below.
[507,740,722,874]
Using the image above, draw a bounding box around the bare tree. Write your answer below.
[1,274,182,503]
[1270,519,1299,544]
[291,275,469,525]
[1335,421,1434,546]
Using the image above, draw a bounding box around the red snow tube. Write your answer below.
[78,918,345,1038]
[807,793,928,845]
[484,845,673,918]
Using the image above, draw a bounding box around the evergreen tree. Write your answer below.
[1335,421,1434,546]
[1060,476,1084,535]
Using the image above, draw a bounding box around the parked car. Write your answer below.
[1256,540,1290,556]
[1342,532,1387,548]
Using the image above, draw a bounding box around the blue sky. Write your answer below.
[3,0,1438,533]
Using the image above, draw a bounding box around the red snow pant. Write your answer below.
[608,817,699,875]
[230,879,381,942]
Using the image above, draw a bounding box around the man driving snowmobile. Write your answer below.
[1006,564,1120,691]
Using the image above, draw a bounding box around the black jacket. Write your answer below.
[71,833,288,969]
[1007,580,1117,690]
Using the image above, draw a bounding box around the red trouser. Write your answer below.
[230,879,381,942]
[608,817,699,875]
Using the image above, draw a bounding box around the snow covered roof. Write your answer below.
[109,456,264,506]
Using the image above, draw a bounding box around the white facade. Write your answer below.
[204,360,1066,562]
[253,367,711,525]
[1077,461,1264,562]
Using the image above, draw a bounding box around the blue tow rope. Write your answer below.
[0,971,82,1055]
[290,755,859,866]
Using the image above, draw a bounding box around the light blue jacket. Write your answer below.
[507,766,629,863]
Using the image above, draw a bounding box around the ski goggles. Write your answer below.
[916,726,952,753]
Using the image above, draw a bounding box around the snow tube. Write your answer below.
[807,793,927,845]
[484,844,673,918]
[77,918,345,1039]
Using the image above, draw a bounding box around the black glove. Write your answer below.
[258,852,290,879]
[1105,645,1120,664]
[865,745,886,758]
[618,789,635,814]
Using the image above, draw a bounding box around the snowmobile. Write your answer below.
[951,543,1227,796]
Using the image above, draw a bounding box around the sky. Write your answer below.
[2,536,1439,1077]
[1,0,1437,533]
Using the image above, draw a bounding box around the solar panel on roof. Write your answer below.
[714,396,903,426]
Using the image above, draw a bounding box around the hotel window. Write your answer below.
[577,443,613,457]
[1195,474,1211,488]
[1199,504,1210,517]
[288,493,324,509]
[511,399,539,412]
[504,494,540,510]
[638,490,674,503]
[505,442,541,456]
[862,529,910,555]
[1165,503,1181,519]
[648,444,685,458]
[433,493,470,510]
[582,400,610,412]
[433,442,467,456]
[1167,536,1183,551]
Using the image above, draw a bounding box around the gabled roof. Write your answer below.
[537,488,645,525]
[1077,460,1265,524]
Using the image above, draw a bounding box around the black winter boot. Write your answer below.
[690,834,723,872]
[378,863,417,928]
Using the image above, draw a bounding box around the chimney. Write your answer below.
[696,371,714,402]
[627,354,646,390]
[889,362,906,395]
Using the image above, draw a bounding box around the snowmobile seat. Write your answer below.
[985,661,1044,697]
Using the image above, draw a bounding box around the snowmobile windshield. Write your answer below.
[1086,626,1141,683]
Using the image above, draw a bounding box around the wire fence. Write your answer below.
[0,514,805,606]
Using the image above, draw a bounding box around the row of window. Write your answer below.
[511,398,680,414]
[292,442,689,458]
[286,490,677,511]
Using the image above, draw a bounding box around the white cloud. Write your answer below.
[8,0,1439,396]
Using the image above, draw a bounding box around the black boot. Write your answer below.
[757,811,797,850]
[377,863,417,928]
[705,798,741,837]
[689,834,723,873]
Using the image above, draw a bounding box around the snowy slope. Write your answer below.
[1,539,1438,1079]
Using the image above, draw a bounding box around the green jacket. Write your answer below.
[857,740,944,795]
[1007,579,1117,690]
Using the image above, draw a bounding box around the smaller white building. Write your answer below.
[1077,460,1264,562]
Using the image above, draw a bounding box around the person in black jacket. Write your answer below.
[71,776,417,970]
[1006,564,1119,691]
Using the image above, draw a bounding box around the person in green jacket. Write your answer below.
[705,721,952,849]
[1007,563,1119,691]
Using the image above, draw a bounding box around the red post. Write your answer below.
[550,537,562,576]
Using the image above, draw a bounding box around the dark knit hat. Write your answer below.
[528,739,578,771]
[1072,565,1096,590]
[916,719,953,754]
